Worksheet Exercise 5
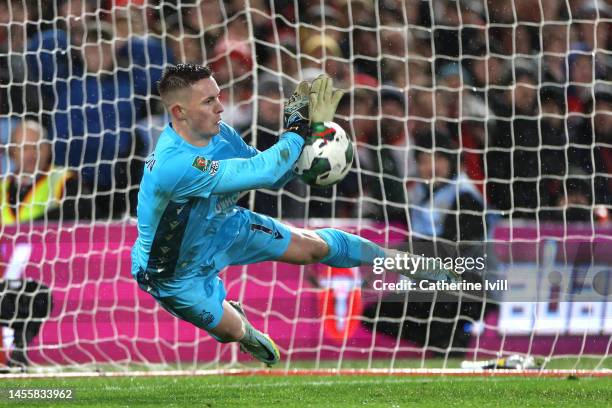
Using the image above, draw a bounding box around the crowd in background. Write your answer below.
[0,0,611,243]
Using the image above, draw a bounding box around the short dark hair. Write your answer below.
[157,64,213,100]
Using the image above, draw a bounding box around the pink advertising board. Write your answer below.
[1,221,610,366]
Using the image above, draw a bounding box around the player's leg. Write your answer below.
[208,300,280,366]
[227,300,280,366]
[277,226,459,282]
[137,272,281,366]
[206,300,245,342]
[228,209,457,282]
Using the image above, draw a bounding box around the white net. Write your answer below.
[0,0,611,373]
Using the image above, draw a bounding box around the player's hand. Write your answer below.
[309,74,344,124]
[283,81,310,128]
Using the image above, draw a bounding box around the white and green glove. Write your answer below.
[309,74,344,124]
[282,75,344,139]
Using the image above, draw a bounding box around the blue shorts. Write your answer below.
[136,210,292,330]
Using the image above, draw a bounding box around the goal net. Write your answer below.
[0,0,611,374]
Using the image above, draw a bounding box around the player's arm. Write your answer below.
[169,128,307,198]
[172,76,343,197]
[210,129,308,194]
[269,168,296,190]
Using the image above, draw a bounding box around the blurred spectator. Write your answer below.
[406,70,435,137]
[349,73,379,145]
[347,74,379,217]
[487,62,542,218]
[25,22,162,218]
[361,89,413,223]
[163,16,203,65]
[567,44,596,115]
[362,131,489,357]
[435,62,490,187]
[209,15,254,132]
[300,4,346,46]
[181,0,224,52]
[571,0,612,61]
[541,24,568,85]
[0,117,18,175]
[539,86,569,201]
[301,34,349,86]
[571,83,612,205]
[464,40,507,115]
[0,0,32,115]
[542,174,594,222]
[0,279,52,369]
[593,85,612,200]
[57,0,99,47]
[0,0,607,226]
[345,0,378,77]
[409,132,485,242]
[112,2,148,39]
[432,0,461,62]
[432,0,487,70]
[2,119,90,224]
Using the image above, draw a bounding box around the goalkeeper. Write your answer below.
[131,64,458,366]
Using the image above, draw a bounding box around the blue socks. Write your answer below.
[314,228,386,268]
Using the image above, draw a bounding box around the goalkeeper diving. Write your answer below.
[131,64,459,366]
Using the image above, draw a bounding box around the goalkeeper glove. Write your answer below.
[283,81,310,128]
[309,74,344,124]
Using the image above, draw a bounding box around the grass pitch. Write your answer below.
[0,374,611,407]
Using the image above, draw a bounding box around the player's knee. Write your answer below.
[300,233,328,264]
[212,324,245,343]
[281,229,330,264]
[209,319,245,343]
[309,238,329,263]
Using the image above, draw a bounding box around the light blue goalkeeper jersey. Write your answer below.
[131,121,303,282]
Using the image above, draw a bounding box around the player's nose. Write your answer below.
[215,100,224,114]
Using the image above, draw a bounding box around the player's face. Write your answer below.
[185,77,224,138]
[417,152,450,182]
[9,123,51,176]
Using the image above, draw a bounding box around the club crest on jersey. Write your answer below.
[192,156,209,172]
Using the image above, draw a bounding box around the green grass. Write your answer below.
[50,355,611,373]
[0,375,611,407]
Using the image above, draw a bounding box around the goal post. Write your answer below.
[0,0,611,374]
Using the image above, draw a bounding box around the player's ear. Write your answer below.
[170,103,185,120]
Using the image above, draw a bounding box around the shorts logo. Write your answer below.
[192,156,209,172]
[250,224,274,235]
[250,224,284,240]
[199,310,215,327]
[209,161,220,176]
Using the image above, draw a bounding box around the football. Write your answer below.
[294,121,354,187]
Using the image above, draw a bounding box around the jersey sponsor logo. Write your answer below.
[192,156,209,172]
[209,161,220,176]
[215,192,239,214]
